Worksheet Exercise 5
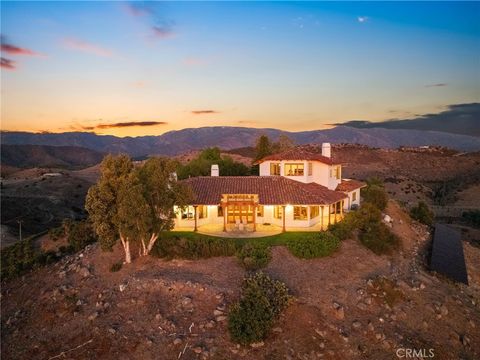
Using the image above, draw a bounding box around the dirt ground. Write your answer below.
[2,201,479,360]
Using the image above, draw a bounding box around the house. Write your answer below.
[174,143,365,233]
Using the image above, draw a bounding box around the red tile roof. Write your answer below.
[254,149,338,165]
[181,176,347,205]
[335,179,366,193]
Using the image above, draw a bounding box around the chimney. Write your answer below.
[211,164,219,177]
[322,143,331,158]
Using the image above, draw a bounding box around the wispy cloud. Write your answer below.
[1,57,16,70]
[357,16,369,23]
[191,110,220,115]
[425,83,448,88]
[96,121,167,129]
[1,36,44,57]
[63,38,113,57]
[124,2,176,40]
[237,120,260,125]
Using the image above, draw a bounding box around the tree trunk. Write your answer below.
[144,233,159,255]
[120,234,132,264]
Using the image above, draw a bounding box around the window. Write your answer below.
[308,162,313,176]
[285,163,304,176]
[270,163,280,176]
[181,206,195,219]
[198,206,208,219]
[257,205,264,217]
[310,206,319,218]
[293,206,308,220]
[352,191,357,202]
[218,206,224,217]
[274,206,283,219]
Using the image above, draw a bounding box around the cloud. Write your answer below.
[425,83,448,88]
[124,2,176,40]
[357,16,369,23]
[1,36,43,56]
[63,38,113,57]
[182,57,206,66]
[191,110,220,115]
[96,121,167,129]
[1,57,16,70]
[237,120,260,125]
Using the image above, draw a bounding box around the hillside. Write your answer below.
[2,125,480,157]
[1,144,104,169]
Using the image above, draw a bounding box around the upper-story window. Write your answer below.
[270,163,281,176]
[330,165,341,179]
[285,163,304,176]
[308,162,313,176]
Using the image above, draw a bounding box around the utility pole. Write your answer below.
[17,220,23,242]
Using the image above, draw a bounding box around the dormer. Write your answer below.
[255,144,342,189]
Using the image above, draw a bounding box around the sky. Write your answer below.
[1,1,479,137]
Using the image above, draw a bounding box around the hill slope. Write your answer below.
[1,144,104,169]
[2,125,480,157]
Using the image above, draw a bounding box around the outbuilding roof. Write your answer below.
[254,149,338,165]
[335,179,366,193]
[181,176,347,205]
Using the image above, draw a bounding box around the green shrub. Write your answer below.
[328,211,357,240]
[0,238,37,279]
[66,220,97,252]
[355,203,382,230]
[48,226,64,241]
[228,272,290,345]
[462,210,480,228]
[359,222,400,255]
[151,233,236,259]
[410,201,434,226]
[286,232,340,259]
[236,242,271,270]
[362,179,388,211]
[110,262,123,272]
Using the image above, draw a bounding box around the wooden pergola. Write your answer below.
[220,194,259,232]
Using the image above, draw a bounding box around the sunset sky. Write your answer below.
[1,1,479,137]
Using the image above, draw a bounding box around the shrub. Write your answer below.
[286,232,340,259]
[48,226,64,241]
[410,201,434,226]
[359,222,400,255]
[110,262,123,272]
[66,220,97,252]
[462,210,480,228]
[362,179,388,211]
[236,242,271,270]
[151,233,236,259]
[0,238,37,279]
[228,272,290,345]
[328,211,357,240]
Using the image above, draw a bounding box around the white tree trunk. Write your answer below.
[120,234,132,264]
[145,233,159,255]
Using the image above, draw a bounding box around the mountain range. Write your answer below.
[2,125,480,159]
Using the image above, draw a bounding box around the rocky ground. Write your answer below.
[2,201,479,360]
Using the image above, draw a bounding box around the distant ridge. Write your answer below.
[2,125,480,157]
[0,144,104,169]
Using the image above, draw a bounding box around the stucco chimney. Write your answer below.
[211,164,219,176]
[322,143,331,158]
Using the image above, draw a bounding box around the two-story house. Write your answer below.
[174,143,365,232]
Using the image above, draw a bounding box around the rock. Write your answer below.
[173,338,182,345]
[155,313,162,321]
[76,299,83,306]
[332,302,345,320]
[108,327,116,334]
[192,346,203,354]
[352,321,362,329]
[357,302,368,311]
[205,321,215,328]
[88,312,98,321]
[250,341,264,348]
[382,340,391,350]
[215,315,227,322]
[119,284,127,292]
[440,305,448,316]
[79,267,90,278]
[383,215,392,223]
[181,297,193,306]
[213,309,224,316]
[272,327,283,333]
[367,322,374,332]
[315,329,326,337]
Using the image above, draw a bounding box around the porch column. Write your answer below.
[328,204,331,226]
[334,202,338,224]
[340,201,344,219]
[253,205,257,232]
[194,205,198,232]
[223,205,227,232]
[321,206,324,230]
[282,205,286,232]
